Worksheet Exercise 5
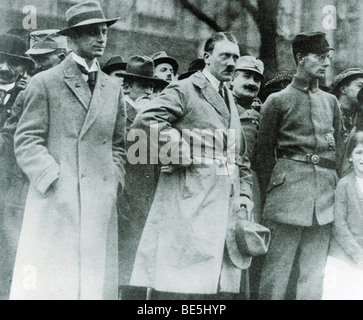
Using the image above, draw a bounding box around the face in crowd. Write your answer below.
[30,51,66,75]
[297,51,332,81]
[154,63,175,83]
[71,23,108,62]
[124,79,154,101]
[232,70,262,100]
[204,39,240,83]
[341,77,363,107]
[0,55,25,85]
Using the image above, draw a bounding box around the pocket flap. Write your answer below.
[266,173,286,192]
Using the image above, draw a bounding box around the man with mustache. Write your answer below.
[10,1,126,300]
[0,29,69,300]
[130,32,253,299]
[231,55,264,300]
[256,32,344,300]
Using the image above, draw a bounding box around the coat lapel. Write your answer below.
[191,71,230,122]
[79,71,109,139]
[226,88,242,156]
[63,55,92,111]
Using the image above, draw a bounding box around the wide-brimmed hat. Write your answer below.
[0,33,34,70]
[151,51,179,75]
[26,29,68,55]
[226,198,271,270]
[58,1,120,36]
[235,55,264,78]
[102,55,127,74]
[121,55,168,88]
[330,68,363,95]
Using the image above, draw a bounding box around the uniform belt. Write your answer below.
[276,149,336,169]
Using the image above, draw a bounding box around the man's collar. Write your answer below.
[291,75,319,93]
[71,52,99,72]
[0,82,16,92]
[202,68,222,92]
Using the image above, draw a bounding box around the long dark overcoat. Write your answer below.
[9,55,126,300]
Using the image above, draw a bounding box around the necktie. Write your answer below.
[77,64,97,93]
[0,89,7,105]
[218,83,225,100]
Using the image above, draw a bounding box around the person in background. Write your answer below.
[323,130,363,300]
[256,31,344,300]
[258,70,294,103]
[0,29,68,300]
[178,58,205,81]
[130,32,253,300]
[117,55,167,300]
[102,55,127,86]
[151,51,179,95]
[231,55,264,300]
[9,1,126,300]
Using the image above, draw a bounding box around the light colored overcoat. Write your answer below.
[9,55,126,300]
[129,71,253,294]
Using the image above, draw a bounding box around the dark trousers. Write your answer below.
[258,220,332,300]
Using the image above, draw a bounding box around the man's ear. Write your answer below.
[122,82,130,94]
[296,53,305,65]
[203,52,210,66]
[340,85,347,96]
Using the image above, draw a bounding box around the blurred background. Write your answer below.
[0,0,360,85]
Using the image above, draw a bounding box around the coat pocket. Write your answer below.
[266,173,287,193]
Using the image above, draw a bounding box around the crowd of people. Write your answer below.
[0,0,363,300]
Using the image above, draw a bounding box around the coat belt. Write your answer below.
[276,149,336,169]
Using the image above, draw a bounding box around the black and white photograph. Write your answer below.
[0,0,361,304]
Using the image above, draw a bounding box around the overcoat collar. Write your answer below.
[190,71,231,122]
[62,54,110,139]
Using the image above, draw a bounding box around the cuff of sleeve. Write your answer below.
[36,163,60,195]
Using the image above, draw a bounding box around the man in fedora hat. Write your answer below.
[0,33,34,129]
[117,55,167,299]
[0,29,69,300]
[256,31,344,300]
[129,32,253,300]
[102,55,127,85]
[151,51,179,83]
[10,1,126,300]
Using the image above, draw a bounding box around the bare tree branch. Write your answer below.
[180,0,223,32]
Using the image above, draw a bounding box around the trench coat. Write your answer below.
[9,55,127,300]
[118,98,160,286]
[129,71,253,294]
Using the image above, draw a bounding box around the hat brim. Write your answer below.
[331,72,363,92]
[153,57,179,75]
[0,52,34,70]
[178,70,197,81]
[235,67,264,79]
[121,72,169,86]
[26,48,57,55]
[58,17,120,36]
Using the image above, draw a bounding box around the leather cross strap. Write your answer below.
[276,149,336,169]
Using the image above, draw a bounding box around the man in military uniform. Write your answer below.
[256,32,344,300]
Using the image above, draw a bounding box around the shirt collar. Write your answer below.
[202,68,222,92]
[71,52,99,73]
[291,75,319,93]
[0,82,16,92]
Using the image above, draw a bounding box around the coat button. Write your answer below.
[145,175,150,179]
[103,140,107,145]
[103,176,107,181]
[76,83,81,88]
[6,109,10,114]
[81,173,86,178]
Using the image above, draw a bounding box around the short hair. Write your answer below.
[204,32,238,53]
[346,130,363,158]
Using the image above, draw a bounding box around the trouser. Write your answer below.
[258,220,332,300]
